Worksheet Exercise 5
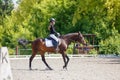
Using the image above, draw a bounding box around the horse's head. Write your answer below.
[62,32,86,45]
[77,32,86,45]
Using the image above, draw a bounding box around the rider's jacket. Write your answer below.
[49,25,57,35]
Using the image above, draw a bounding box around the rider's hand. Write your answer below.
[57,33,60,37]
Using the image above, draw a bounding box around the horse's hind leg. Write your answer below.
[41,54,53,70]
[29,53,36,70]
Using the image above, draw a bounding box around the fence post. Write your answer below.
[15,46,19,55]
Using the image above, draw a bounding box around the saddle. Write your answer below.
[45,37,59,47]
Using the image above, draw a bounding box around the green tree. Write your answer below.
[72,0,120,39]
[0,0,14,25]
[10,0,77,39]
[0,0,14,47]
[72,0,120,54]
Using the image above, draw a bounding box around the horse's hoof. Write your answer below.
[49,68,53,70]
[63,66,67,70]
[45,67,53,70]
[29,69,32,70]
[29,68,32,70]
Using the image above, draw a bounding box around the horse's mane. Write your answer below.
[61,33,78,38]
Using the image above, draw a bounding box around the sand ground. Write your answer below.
[10,57,120,80]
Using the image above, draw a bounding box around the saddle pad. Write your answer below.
[45,38,54,47]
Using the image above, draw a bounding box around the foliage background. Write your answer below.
[0,0,120,54]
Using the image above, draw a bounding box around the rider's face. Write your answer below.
[50,21,55,25]
[52,21,55,25]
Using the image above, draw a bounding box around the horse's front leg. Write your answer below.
[62,53,69,69]
[65,54,70,67]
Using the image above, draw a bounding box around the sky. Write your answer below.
[12,0,18,8]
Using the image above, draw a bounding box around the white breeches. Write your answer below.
[49,34,59,42]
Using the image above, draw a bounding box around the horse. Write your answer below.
[18,32,86,70]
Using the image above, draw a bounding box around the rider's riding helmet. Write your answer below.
[50,18,55,22]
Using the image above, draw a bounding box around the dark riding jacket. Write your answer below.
[49,25,57,35]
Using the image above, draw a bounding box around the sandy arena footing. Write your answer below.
[10,57,120,80]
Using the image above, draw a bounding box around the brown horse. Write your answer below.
[24,32,86,70]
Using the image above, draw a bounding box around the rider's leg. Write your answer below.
[49,34,59,51]
[52,39,59,52]
[49,34,59,42]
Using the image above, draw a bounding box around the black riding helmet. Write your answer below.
[49,18,55,22]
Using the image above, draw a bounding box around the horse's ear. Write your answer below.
[78,31,81,34]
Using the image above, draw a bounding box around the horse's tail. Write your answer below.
[28,40,33,44]
[18,39,33,49]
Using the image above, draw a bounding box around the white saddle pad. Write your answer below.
[45,38,54,47]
